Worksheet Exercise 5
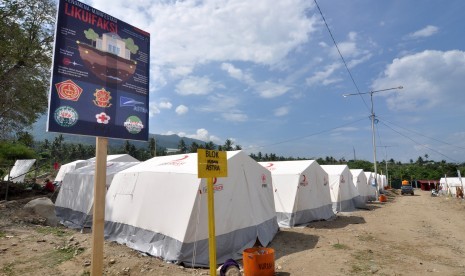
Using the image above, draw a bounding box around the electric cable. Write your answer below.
[252,116,367,151]
[378,120,459,163]
[313,0,370,113]
[379,117,465,151]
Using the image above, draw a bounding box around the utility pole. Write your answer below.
[377,145,394,188]
[343,86,403,199]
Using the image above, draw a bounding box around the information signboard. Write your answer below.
[198,149,228,178]
[47,0,150,141]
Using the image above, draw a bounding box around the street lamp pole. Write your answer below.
[343,86,403,200]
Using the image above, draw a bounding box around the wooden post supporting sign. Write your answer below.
[91,137,108,275]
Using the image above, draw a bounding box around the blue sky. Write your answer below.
[85,0,465,163]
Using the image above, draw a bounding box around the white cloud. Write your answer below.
[256,82,291,98]
[319,41,328,48]
[159,101,172,109]
[220,63,254,84]
[221,63,246,81]
[348,31,357,41]
[164,129,221,143]
[408,25,439,39]
[169,66,194,78]
[334,127,358,132]
[306,63,342,86]
[221,63,291,98]
[274,106,289,117]
[348,53,373,68]
[149,104,160,117]
[329,32,360,59]
[199,94,241,113]
[176,76,215,95]
[175,105,189,115]
[222,112,248,122]
[372,50,465,111]
[186,128,221,143]
[149,101,173,117]
[330,41,357,59]
[92,0,317,67]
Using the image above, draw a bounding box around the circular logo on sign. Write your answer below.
[54,106,78,127]
[124,116,144,134]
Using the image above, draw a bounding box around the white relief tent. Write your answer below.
[87,154,139,163]
[350,169,373,204]
[259,160,334,227]
[55,161,140,228]
[363,172,378,201]
[54,154,138,183]
[321,165,364,212]
[3,159,36,183]
[54,160,90,182]
[104,150,279,267]
[439,177,464,196]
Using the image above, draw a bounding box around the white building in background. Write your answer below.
[96,33,130,60]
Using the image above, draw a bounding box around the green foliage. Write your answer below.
[46,246,85,267]
[84,28,99,42]
[1,262,14,275]
[178,139,187,154]
[0,141,36,164]
[148,137,156,157]
[16,131,34,147]
[332,243,349,250]
[35,227,69,237]
[124,38,139,54]
[347,160,373,171]
[0,0,56,138]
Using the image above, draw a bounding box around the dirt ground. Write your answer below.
[1,189,465,276]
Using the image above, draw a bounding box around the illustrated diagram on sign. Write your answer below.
[76,28,139,84]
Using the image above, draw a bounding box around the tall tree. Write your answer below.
[189,142,200,153]
[223,139,234,151]
[0,0,56,139]
[148,137,156,157]
[205,141,216,150]
[178,139,187,153]
[16,131,34,147]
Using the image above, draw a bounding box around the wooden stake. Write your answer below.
[91,137,108,275]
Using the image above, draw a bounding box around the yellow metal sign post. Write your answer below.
[197,149,227,275]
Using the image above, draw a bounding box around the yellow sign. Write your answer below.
[197,149,228,178]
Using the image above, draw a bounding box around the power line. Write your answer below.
[252,117,367,150]
[380,117,465,151]
[313,0,370,113]
[378,120,459,163]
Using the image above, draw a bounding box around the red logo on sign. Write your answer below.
[264,163,276,171]
[95,112,110,124]
[55,80,82,101]
[93,88,112,108]
[261,174,268,188]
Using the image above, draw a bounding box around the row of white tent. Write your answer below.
[54,151,385,267]
[439,177,464,196]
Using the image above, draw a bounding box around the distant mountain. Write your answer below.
[31,115,208,150]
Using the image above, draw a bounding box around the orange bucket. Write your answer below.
[243,247,275,276]
[379,194,387,202]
